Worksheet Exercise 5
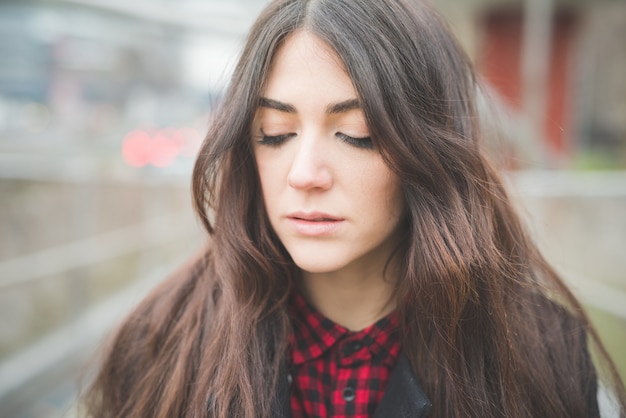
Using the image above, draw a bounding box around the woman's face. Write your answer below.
[252,31,405,278]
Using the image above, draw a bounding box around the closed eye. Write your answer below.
[336,132,373,150]
[256,132,295,147]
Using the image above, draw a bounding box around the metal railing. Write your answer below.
[0,168,625,415]
[0,156,201,415]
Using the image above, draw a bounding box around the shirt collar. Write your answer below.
[288,291,400,367]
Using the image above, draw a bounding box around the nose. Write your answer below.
[287,138,333,190]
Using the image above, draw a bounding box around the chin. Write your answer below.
[293,260,345,275]
[289,253,349,275]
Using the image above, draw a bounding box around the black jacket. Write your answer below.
[274,354,431,418]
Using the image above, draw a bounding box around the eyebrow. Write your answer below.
[259,97,361,115]
[259,97,296,113]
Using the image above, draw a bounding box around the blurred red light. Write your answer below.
[121,126,201,168]
[150,130,180,168]
[122,130,152,167]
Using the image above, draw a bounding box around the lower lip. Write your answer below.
[288,218,344,236]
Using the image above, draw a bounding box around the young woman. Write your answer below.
[85,0,626,417]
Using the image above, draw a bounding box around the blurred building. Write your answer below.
[0,0,264,158]
[432,0,626,168]
[1,0,624,167]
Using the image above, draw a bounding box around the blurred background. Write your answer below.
[0,0,624,416]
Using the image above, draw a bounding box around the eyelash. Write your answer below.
[336,133,374,150]
[256,132,373,150]
[256,133,293,147]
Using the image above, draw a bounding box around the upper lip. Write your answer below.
[287,211,343,221]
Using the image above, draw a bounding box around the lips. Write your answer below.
[286,211,344,236]
[289,212,342,221]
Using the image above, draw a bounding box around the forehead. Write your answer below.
[262,31,357,102]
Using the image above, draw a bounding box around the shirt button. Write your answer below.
[342,386,356,402]
[343,340,363,356]
[351,341,363,351]
[287,373,293,385]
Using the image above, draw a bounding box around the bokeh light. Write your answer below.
[121,127,202,168]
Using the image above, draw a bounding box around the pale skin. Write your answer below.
[252,31,406,331]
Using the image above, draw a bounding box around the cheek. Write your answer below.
[357,164,404,219]
[383,181,405,222]
[256,163,273,200]
[255,155,284,212]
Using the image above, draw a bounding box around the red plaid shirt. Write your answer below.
[288,292,401,418]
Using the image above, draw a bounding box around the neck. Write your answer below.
[299,266,397,331]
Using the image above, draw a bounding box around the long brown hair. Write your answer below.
[84,0,625,417]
